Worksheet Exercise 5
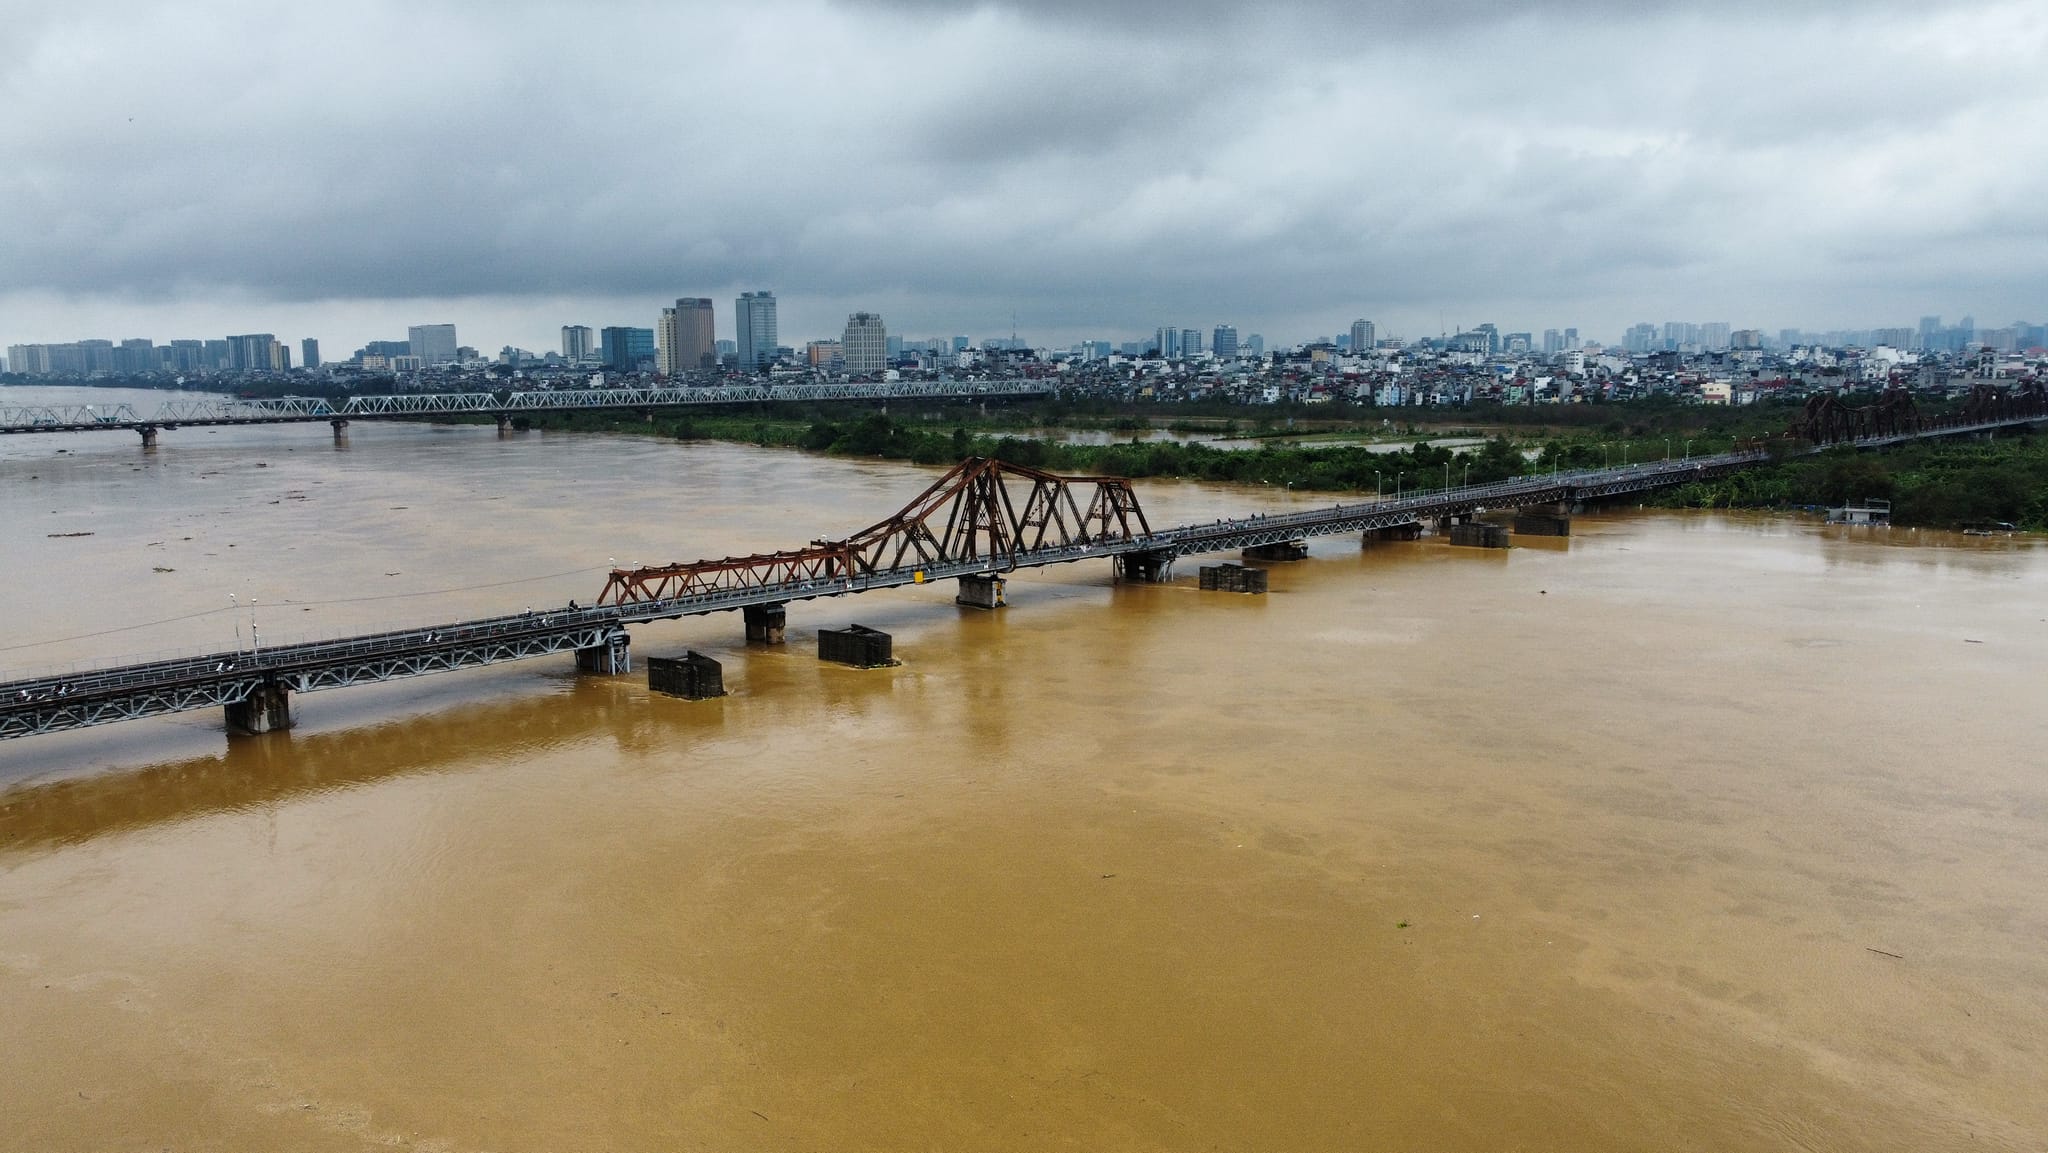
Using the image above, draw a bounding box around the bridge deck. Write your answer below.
[0,380,1055,434]
[2,415,2037,740]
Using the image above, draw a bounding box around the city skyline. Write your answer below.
[3,1,2043,356]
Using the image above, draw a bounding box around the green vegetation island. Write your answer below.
[506,396,2048,533]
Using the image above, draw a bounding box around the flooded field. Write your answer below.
[3,397,2045,1151]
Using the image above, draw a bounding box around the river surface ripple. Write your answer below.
[2,401,2045,1151]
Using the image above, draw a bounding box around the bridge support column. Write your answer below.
[955,573,1006,609]
[744,602,787,645]
[138,425,159,448]
[495,413,513,435]
[575,628,632,675]
[225,679,293,734]
[1243,540,1308,561]
[1512,506,1571,537]
[1363,522,1422,544]
[1116,549,1176,583]
[330,418,350,443]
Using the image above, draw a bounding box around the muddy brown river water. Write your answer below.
[3,396,2046,1151]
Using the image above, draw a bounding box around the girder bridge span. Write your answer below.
[0,379,1056,442]
[5,414,2042,743]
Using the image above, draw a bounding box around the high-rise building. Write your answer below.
[227,334,282,372]
[600,326,656,371]
[734,291,778,371]
[1563,327,1579,351]
[1700,322,1731,352]
[407,324,458,366]
[114,338,155,375]
[301,338,320,369]
[1245,334,1264,357]
[1213,325,1239,359]
[1155,326,1180,358]
[1542,329,1563,355]
[843,312,888,374]
[561,325,595,364]
[1349,320,1375,356]
[1182,328,1203,357]
[658,298,717,375]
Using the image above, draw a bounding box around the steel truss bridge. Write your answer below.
[3,414,2040,742]
[0,379,1056,437]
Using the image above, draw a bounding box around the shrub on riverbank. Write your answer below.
[1654,433,2048,530]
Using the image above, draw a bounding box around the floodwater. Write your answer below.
[3,398,2047,1151]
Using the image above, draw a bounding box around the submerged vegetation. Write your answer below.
[522,401,2048,532]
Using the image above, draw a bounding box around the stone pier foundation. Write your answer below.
[1243,540,1308,561]
[225,679,294,734]
[1116,549,1176,583]
[1363,522,1423,544]
[744,602,787,645]
[575,629,632,675]
[955,573,1006,609]
[138,425,159,448]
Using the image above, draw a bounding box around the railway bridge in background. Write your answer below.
[2,413,2041,743]
[0,379,1056,446]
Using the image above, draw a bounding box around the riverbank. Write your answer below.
[1648,431,2048,531]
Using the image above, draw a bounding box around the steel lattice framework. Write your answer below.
[7,413,2047,742]
[597,457,1151,605]
[0,381,1056,434]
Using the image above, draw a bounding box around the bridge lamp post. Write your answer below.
[1685,440,1693,460]
[1444,461,1450,491]
[1665,438,1672,460]
[1601,443,1609,467]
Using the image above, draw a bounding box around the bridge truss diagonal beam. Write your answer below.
[598,457,1151,606]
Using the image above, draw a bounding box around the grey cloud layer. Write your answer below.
[1,0,2043,345]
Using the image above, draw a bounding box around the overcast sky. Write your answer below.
[2,0,2044,356]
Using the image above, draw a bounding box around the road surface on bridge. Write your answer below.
[1,413,2037,742]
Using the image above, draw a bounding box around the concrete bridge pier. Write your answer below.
[575,628,632,675]
[1363,522,1423,544]
[956,573,1006,609]
[1512,504,1572,537]
[744,602,787,644]
[138,425,159,448]
[494,413,514,435]
[330,418,350,443]
[1116,549,1176,583]
[1243,540,1308,561]
[225,679,294,734]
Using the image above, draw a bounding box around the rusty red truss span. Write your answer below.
[597,457,1153,606]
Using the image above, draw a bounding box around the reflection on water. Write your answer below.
[3,398,2046,1151]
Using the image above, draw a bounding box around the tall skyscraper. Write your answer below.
[301,338,320,369]
[843,312,887,374]
[227,334,282,372]
[1155,326,1180,358]
[407,324,458,366]
[734,291,778,371]
[657,299,717,375]
[561,326,594,364]
[1349,319,1375,355]
[1212,325,1239,359]
[1700,322,1732,351]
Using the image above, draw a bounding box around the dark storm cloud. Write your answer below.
[1,0,2043,351]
